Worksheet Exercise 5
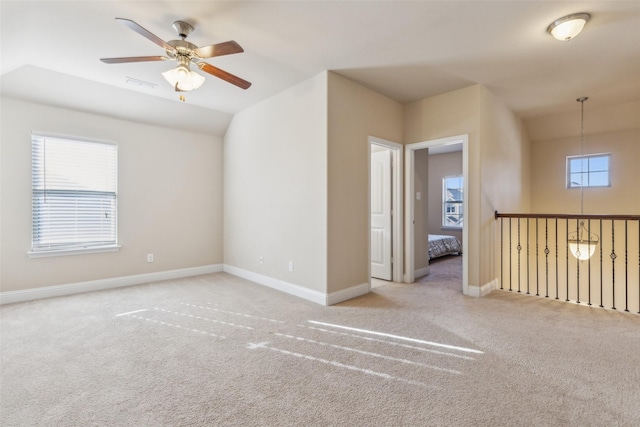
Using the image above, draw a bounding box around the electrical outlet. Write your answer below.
[259,256,264,264]
[288,261,294,272]
[147,253,154,263]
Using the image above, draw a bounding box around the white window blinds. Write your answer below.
[31,133,118,254]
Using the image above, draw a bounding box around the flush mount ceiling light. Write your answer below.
[547,13,591,41]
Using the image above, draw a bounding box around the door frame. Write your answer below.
[404,134,469,295]
[369,136,403,283]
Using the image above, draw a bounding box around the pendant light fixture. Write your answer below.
[568,97,599,260]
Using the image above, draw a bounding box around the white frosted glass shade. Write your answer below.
[569,241,597,260]
[162,66,205,91]
[548,14,590,41]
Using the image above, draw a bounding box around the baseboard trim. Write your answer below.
[223,265,327,305]
[327,282,370,306]
[467,278,498,297]
[0,264,224,305]
[414,266,430,279]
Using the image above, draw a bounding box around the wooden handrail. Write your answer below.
[495,211,640,221]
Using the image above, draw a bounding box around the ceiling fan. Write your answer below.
[101,18,251,92]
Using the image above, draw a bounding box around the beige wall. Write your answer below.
[224,71,403,297]
[414,149,430,272]
[506,100,639,311]
[326,72,403,292]
[404,86,480,145]
[1,75,538,302]
[427,151,463,243]
[404,85,482,286]
[528,101,639,215]
[478,86,531,289]
[404,85,530,289]
[223,72,328,292]
[526,100,640,142]
[0,97,223,292]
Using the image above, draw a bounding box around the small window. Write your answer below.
[442,176,463,228]
[30,133,118,256]
[566,153,610,188]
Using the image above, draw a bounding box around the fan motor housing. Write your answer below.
[167,39,198,57]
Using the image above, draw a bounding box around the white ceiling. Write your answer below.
[2,1,639,136]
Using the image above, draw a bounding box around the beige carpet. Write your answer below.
[2,256,640,426]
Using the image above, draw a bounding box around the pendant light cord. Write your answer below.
[577,97,588,215]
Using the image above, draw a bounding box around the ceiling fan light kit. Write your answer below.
[162,66,205,92]
[100,18,251,96]
[547,13,590,41]
[161,56,205,92]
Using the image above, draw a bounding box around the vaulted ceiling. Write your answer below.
[2,1,639,135]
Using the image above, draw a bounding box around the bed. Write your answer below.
[428,234,462,260]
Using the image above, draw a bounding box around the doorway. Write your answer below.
[369,137,403,283]
[405,135,469,294]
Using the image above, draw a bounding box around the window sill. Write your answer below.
[27,245,121,259]
[441,227,463,231]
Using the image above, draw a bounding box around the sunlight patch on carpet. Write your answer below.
[127,314,225,338]
[274,332,461,374]
[154,307,254,330]
[246,341,432,388]
[303,325,476,360]
[181,302,286,324]
[308,320,483,354]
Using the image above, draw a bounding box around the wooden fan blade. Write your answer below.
[193,41,244,58]
[198,63,252,89]
[100,56,167,64]
[116,18,175,52]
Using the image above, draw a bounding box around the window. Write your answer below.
[442,175,463,228]
[567,153,610,188]
[30,133,118,257]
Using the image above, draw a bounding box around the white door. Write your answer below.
[371,148,392,280]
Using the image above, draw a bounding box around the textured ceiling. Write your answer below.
[2,1,639,135]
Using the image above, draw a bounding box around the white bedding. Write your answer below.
[428,234,462,260]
